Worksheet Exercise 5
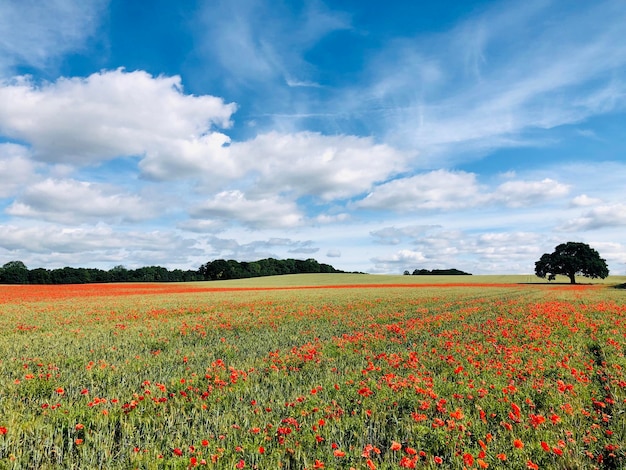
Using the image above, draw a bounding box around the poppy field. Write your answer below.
[0,277,624,469]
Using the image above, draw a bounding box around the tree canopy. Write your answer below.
[198,258,342,281]
[0,258,344,284]
[410,268,471,276]
[535,242,609,284]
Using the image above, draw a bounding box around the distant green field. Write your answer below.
[187,272,626,288]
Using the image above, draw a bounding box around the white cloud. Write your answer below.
[357,170,483,211]
[230,131,406,200]
[559,203,626,231]
[371,249,428,272]
[191,234,322,263]
[592,241,626,269]
[370,229,545,274]
[287,240,319,254]
[6,178,156,224]
[190,190,302,229]
[315,213,350,224]
[0,143,39,198]
[0,222,199,268]
[473,232,543,260]
[139,132,236,184]
[326,249,341,258]
[570,194,603,207]
[358,171,571,212]
[0,70,236,168]
[0,70,409,199]
[176,219,229,234]
[370,225,441,245]
[491,178,570,207]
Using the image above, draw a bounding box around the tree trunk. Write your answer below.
[569,272,576,284]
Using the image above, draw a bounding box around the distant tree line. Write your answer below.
[198,258,342,281]
[0,258,343,284]
[0,260,203,284]
[403,268,472,276]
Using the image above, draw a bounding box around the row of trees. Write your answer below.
[0,258,343,285]
[0,261,203,284]
[198,258,342,281]
[403,268,472,276]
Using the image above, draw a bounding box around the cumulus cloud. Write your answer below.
[358,170,483,211]
[139,132,236,184]
[358,170,571,212]
[0,70,236,168]
[0,223,198,268]
[491,178,570,207]
[124,128,407,200]
[371,249,428,273]
[0,143,39,198]
[287,240,319,254]
[315,213,350,224]
[570,194,603,207]
[190,190,302,229]
[592,241,626,268]
[473,232,543,261]
[194,235,321,262]
[370,225,441,245]
[0,70,409,201]
[230,131,406,200]
[176,219,229,234]
[559,203,626,231]
[371,229,545,274]
[6,178,156,224]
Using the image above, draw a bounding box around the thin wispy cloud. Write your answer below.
[0,0,108,74]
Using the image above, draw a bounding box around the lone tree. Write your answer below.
[535,242,609,284]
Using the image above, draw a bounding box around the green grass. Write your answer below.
[187,272,626,287]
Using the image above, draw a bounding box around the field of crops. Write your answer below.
[0,275,624,469]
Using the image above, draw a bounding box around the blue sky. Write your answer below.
[1,0,625,275]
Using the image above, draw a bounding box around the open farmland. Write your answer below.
[0,275,625,469]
